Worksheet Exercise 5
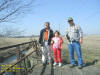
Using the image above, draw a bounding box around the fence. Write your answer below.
[0,40,42,75]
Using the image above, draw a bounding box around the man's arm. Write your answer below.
[65,28,69,40]
[39,30,43,46]
[78,26,83,44]
[51,30,54,38]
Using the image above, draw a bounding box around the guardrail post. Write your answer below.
[16,46,21,75]
[29,42,32,49]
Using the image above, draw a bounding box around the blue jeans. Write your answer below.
[68,42,83,66]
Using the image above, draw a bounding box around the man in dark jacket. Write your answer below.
[39,22,53,65]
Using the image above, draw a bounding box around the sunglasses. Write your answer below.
[68,20,73,23]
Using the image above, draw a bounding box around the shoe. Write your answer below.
[78,66,83,69]
[53,62,57,66]
[59,63,62,67]
[48,62,52,65]
[82,64,86,67]
[43,63,46,66]
[69,64,76,68]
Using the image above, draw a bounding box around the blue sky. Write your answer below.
[4,0,100,35]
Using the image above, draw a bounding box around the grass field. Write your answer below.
[0,35,100,68]
[0,37,36,59]
[61,35,100,69]
[0,37,35,48]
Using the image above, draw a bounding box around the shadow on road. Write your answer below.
[61,59,99,68]
[50,63,54,75]
[40,64,47,75]
[85,59,98,67]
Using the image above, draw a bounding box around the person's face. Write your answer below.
[44,23,49,29]
[68,20,73,26]
[55,32,59,37]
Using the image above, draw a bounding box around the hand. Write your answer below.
[39,44,42,47]
[79,38,83,44]
[51,41,54,45]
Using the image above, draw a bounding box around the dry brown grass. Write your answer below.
[0,37,38,48]
[82,35,100,68]
[0,35,100,68]
[0,37,38,59]
[61,35,100,68]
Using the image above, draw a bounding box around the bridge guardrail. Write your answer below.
[0,40,42,75]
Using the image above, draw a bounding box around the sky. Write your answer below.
[2,0,100,36]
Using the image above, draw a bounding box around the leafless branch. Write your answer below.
[0,0,37,37]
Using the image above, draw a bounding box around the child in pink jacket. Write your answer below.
[51,30,63,67]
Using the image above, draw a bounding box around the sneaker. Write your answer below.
[59,63,62,67]
[53,62,57,66]
[48,62,52,65]
[69,64,76,68]
[78,66,83,69]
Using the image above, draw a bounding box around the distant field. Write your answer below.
[0,37,38,59]
[62,35,100,69]
[0,37,38,48]
[0,35,100,68]
[82,35,100,68]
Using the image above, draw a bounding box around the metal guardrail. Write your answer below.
[0,40,42,75]
[0,41,34,50]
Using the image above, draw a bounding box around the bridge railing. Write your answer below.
[0,40,42,75]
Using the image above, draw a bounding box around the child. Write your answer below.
[51,30,63,67]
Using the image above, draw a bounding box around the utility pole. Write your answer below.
[59,24,60,33]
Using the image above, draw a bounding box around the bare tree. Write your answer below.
[0,0,36,23]
[0,0,37,37]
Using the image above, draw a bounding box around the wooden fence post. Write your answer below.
[16,46,21,75]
